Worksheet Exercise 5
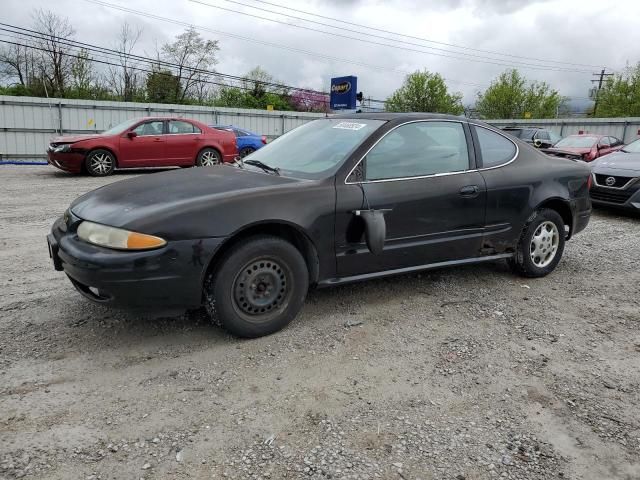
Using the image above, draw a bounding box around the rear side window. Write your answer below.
[474,126,517,168]
[169,120,200,134]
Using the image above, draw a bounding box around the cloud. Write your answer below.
[1,0,639,108]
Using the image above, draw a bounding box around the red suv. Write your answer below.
[47,117,238,176]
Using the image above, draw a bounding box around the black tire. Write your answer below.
[204,235,309,338]
[85,149,115,176]
[239,146,255,158]
[196,148,221,167]
[508,208,566,278]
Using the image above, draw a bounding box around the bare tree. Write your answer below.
[0,43,36,86]
[31,9,76,96]
[107,22,142,101]
[160,27,219,102]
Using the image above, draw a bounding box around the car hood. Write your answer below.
[51,134,105,144]
[591,151,640,173]
[70,166,304,238]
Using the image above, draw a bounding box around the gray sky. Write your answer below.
[3,0,640,105]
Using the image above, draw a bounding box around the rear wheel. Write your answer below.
[508,208,565,278]
[239,146,255,158]
[196,148,221,167]
[85,149,115,176]
[204,235,308,338]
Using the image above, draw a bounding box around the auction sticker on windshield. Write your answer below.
[332,122,367,130]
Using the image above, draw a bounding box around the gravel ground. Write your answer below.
[1,165,639,480]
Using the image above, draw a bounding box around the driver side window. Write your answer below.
[133,121,164,136]
[364,121,470,181]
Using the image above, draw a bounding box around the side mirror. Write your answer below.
[127,131,137,139]
[533,139,543,148]
[355,209,388,255]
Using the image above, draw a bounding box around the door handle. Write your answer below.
[153,137,162,142]
[459,185,479,197]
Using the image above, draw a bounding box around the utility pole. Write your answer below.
[591,68,614,116]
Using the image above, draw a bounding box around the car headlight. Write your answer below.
[77,221,167,250]
[54,144,72,153]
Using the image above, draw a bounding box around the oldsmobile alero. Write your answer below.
[47,113,592,337]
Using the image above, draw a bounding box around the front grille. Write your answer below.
[590,187,634,204]
[595,174,635,188]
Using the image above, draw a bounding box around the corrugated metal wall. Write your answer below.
[487,118,640,143]
[0,96,325,160]
[2,95,640,160]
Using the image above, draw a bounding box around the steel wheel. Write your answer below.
[233,258,290,319]
[529,220,559,268]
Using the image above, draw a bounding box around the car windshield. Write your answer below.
[101,118,142,135]
[241,118,385,179]
[555,136,598,148]
[622,138,640,153]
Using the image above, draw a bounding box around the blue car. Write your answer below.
[211,125,267,158]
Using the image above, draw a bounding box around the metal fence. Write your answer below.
[0,95,326,160]
[1,95,640,161]
[487,118,640,144]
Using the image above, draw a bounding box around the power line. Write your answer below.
[0,23,328,96]
[189,0,595,74]
[237,0,608,70]
[85,0,488,89]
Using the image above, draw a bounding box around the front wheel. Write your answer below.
[85,149,115,176]
[196,148,221,167]
[508,208,565,278]
[204,235,309,338]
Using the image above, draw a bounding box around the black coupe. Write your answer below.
[589,138,640,211]
[47,113,592,337]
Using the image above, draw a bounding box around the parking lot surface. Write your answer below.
[1,165,639,480]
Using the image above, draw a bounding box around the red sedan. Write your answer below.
[545,134,624,162]
[47,117,238,176]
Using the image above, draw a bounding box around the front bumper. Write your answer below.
[47,150,85,173]
[48,216,225,309]
[589,176,640,211]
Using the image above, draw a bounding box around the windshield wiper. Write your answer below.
[245,159,280,175]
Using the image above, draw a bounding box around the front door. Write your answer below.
[335,120,487,277]
[119,120,166,167]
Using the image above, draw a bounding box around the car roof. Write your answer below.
[331,112,466,122]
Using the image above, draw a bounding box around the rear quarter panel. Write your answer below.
[480,145,590,253]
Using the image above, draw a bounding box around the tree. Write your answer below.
[70,49,94,95]
[594,63,640,117]
[290,90,329,112]
[160,27,219,102]
[385,70,463,114]
[107,23,143,102]
[475,69,562,119]
[146,68,181,103]
[31,9,76,97]
[0,43,36,87]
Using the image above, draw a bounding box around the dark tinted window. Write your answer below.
[133,121,164,136]
[169,120,199,134]
[475,126,517,168]
[233,128,248,137]
[365,121,470,181]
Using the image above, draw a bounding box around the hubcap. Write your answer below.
[90,153,113,174]
[233,259,288,316]
[200,150,219,166]
[530,221,559,268]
